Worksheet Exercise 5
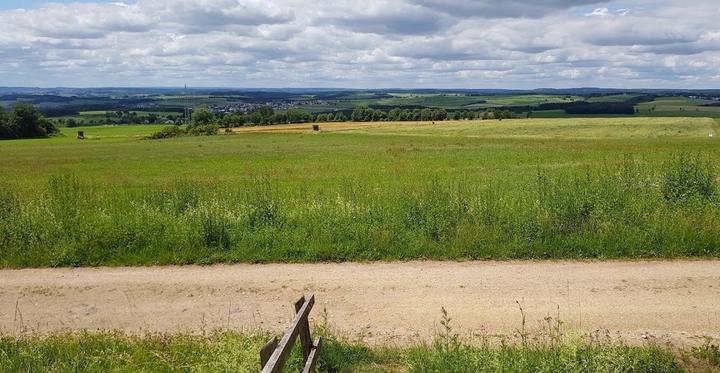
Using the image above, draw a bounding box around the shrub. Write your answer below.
[246,178,282,228]
[148,125,185,139]
[187,124,219,136]
[0,185,19,221]
[198,211,232,250]
[661,152,717,203]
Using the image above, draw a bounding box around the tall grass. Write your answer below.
[0,330,689,372]
[0,154,718,267]
[407,308,682,373]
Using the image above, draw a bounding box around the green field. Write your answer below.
[10,124,166,144]
[0,118,719,267]
[332,93,582,110]
[637,97,720,117]
[586,94,642,103]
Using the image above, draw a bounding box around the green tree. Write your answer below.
[333,112,347,122]
[221,113,245,128]
[192,106,215,127]
[0,103,58,140]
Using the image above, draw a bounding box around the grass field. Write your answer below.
[330,93,583,110]
[586,94,642,103]
[0,118,719,267]
[637,97,720,117]
[2,329,715,372]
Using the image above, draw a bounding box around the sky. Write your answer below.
[0,0,718,88]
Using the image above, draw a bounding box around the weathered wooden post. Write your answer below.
[260,295,322,373]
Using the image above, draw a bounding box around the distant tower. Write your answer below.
[184,84,189,125]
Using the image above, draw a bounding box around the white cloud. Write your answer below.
[587,7,610,16]
[0,0,718,88]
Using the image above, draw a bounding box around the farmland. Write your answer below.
[1,117,718,267]
[2,115,720,371]
[2,115,719,371]
[4,0,720,369]
[4,88,720,124]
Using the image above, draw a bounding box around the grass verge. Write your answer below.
[3,330,713,372]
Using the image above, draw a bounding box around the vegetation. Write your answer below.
[0,104,58,139]
[690,339,720,368]
[5,90,720,129]
[0,330,695,372]
[351,106,513,122]
[0,118,718,267]
[148,125,186,139]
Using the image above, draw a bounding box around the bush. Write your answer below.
[148,125,185,139]
[187,124,219,136]
[661,152,717,203]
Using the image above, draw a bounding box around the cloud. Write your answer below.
[0,0,718,88]
[412,0,608,18]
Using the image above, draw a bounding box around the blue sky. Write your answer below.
[0,0,718,88]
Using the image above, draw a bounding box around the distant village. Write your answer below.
[208,99,329,114]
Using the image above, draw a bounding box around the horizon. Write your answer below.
[3,86,720,92]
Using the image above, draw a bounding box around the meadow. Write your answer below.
[637,97,720,117]
[0,118,719,267]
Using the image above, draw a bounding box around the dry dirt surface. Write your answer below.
[1,261,719,347]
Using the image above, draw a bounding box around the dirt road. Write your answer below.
[1,261,718,347]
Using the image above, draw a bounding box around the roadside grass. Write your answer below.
[687,339,720,369]
[0,330,696,372]
[0,118,719,267]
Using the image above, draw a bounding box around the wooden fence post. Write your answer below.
[260,295,322,373]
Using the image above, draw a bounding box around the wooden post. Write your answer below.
[302,337,322,373]
[259,295,322,373]
[260,337,278,369]
[261,295,315,373]
[295,296,312,360]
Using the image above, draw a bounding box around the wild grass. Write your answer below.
[0,150,718,267]
[406,308,683,373]
[0,119,718,267]
[689,339,720,368]
[0,302,712,372]
[0,329,691,372]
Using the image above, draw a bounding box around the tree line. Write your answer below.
[0,104,58,140]
[350,106,513,121]
[189,105,514,128]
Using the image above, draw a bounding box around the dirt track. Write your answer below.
[1,261,719,347]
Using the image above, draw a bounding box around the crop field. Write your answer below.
[637,96,720,117]
[331,93,583,110]
[1,117,719,267]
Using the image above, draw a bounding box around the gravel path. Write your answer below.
[1,261,718,346]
